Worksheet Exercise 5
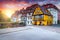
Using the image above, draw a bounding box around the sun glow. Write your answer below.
[0,1,31,18]
[2,9,15,18]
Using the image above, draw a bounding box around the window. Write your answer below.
[35,16,40,19]
[55,21,56,24]
[29,13,31,15]
[21,17,26,21]
[31,21,32,23]
[28,21,29,24]
[40,15,43,18]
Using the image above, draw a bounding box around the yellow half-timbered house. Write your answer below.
[32,6,53,26]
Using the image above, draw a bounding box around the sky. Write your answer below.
[0,0,60,18]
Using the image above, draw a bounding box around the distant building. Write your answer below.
[11,10,21,22]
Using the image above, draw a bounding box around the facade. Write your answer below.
[32,6,53,26]
[11,4,59,26]
[43,4,59,24]
[19,8,27,25]
[20,8,33,25]
[11,11,22,23]
[26,13,33,25]
[26,4,41,26]
[48,8,58,24]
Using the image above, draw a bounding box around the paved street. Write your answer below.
[0,26,60,40]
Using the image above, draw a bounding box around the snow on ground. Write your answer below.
[0,26,60,40]
[0,26,32,35]
[36,26,60,33]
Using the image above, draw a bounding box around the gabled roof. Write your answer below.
[11,4,54,18]
[40,6,52,16]
[42,4,58,10]
[26,4,40,10]
[26,4,41,13]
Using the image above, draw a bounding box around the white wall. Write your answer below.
[26,13,33,25]
[48,8,58,24]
